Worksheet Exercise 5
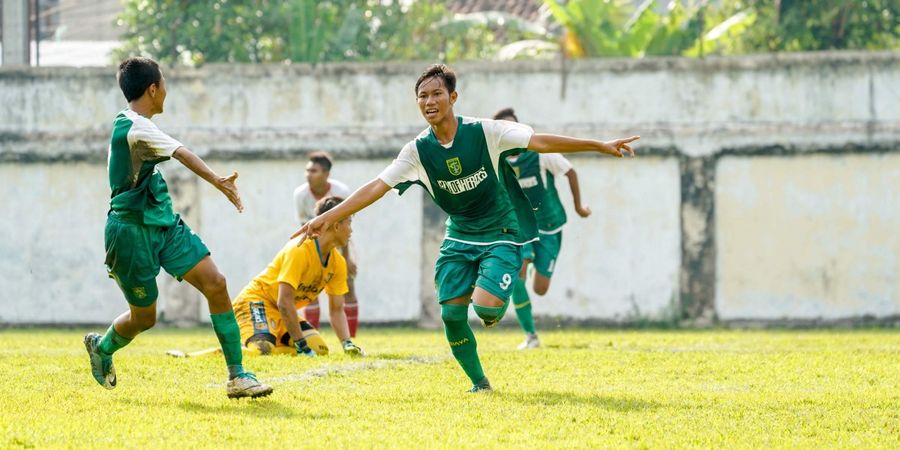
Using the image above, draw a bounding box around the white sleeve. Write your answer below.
[294,185,313,224]
[128,118,183,160]
[377,142,421,188]
[481,118,534,160]
[541,153,574,177]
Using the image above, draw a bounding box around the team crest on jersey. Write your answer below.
[446,157,462,176]
[132,287,147,300]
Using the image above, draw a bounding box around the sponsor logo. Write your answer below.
[449,337,470,347]
[437,167,488,195]
[296,281,321,293]
[250,301,269,332]
[446,157,462,176]
[518,176,538,189]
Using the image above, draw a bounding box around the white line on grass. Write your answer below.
[207,355,447,388]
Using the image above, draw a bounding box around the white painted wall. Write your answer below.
[0,163,122,323]
[716,154,900,319]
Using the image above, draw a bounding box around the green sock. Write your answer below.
[210,311,245,379]
[511,278,536,334]
[441,304,485,385]
[98,324,132,356]
[472,301,509,323]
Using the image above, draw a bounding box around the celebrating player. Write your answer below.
[293,152,361,337]
[235,196,364,357]
[291,64,637,393]
[495,107,592,350]
[84,57,272,399]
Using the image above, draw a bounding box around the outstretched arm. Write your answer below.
[565,169,592,218]
[527,134,639,158]
[173,147,244,212]
[290,178,392,241]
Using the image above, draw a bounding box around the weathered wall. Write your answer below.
[716,153,900,320]
[1,51,897,325]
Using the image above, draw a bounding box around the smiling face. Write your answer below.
[416,76,457,126]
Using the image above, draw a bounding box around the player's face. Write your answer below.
[335,217,353,246]
[150,75,168,114]
[306,162,328,187]
[416,77,456,125]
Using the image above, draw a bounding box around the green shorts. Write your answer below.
[522,231,562,278]
[434,240,523,303]
[104,213,209,307]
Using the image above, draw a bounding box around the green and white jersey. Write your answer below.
[107,108,183,227]
[507,151,573,234]
[378,116,538,245]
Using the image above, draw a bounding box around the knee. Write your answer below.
[440,304,468,324]
[203,273,228,296]
[533,278,550,296]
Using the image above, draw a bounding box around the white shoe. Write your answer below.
[226,373,273,399]
[517,333,540,350]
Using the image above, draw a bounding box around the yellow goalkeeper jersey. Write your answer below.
[235,238,348,310]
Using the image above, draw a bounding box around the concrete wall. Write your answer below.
[716,154,900,320]
[1,51,897,325]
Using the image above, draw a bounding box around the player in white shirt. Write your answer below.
[293,152,360,336]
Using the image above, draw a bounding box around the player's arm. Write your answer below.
[565,169,592,218]
[527,134,638,158]
[173,147,243,212]
[291,179,391,241]
[276,282,304,344]
[327,294,350,341]
[340,244,357,276]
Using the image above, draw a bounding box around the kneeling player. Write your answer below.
[234,196,364,357]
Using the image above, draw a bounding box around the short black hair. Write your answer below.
[415,64,457,94]
[314,196,344,217]
[117,57,162,102]
[493,107,518,122]
[308,151,333,172]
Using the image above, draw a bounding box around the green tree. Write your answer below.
[543,0,898,58]
[115,0,548,65]
[734,0,899,52]
[543,0,750,58]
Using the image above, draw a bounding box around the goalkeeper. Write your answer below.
[233,196,364,357]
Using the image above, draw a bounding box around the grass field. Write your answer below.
[1,327,898,448]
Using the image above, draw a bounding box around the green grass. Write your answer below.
[1,328,898,448]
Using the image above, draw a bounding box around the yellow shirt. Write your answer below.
[236,238,348,310]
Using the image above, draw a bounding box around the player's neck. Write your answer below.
[430,113,458,145]
[309,181,330,198]
[316,234,338,257]
[128,99,156,119]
